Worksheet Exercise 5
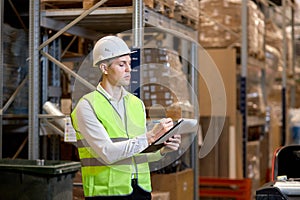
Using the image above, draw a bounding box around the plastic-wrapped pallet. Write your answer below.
[266,20,293,70]
[3,23,28,114]
[266,20,283,56]
[199,0,265,60]
[265,45,281,96]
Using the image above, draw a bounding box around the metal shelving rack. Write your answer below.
[268,0,297,146]
[0,0,3,159]
[240,0,297,179]
[1,0,297,198]
[198,0,297,180]
[0,0,199,199]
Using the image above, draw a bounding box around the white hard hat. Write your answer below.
[92,36,134,67]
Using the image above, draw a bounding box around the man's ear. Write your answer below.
[99,63,108,75]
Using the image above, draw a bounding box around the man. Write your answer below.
[71,35,181,200]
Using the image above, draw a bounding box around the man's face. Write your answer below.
[106,55,131,86]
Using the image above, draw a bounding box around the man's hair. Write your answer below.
[99,57,115,67]
[98,58,115,82]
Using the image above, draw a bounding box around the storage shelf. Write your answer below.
[41,6,133,36]
[41,6,197,40]
[143,7,197,40]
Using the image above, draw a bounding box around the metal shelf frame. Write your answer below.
[0,0,199,199]
[1,1,296,198]
[240,0,297,178]
[28,0,40,160]
[264,0,297,145]
[0,0,3,159]
[199,0,297,178]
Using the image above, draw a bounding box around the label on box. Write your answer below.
[64,117,77,142]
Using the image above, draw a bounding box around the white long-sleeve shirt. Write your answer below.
[74,83,162,165]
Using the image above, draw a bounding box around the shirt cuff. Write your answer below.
[136,134,149,151]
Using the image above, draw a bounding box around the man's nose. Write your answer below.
[126,64,131,72]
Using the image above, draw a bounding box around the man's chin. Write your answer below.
[121,81,130,87]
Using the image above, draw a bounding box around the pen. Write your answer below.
[152,119,178,124]
[152,120,161,124]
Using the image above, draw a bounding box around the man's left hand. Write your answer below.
[160,134,181,155]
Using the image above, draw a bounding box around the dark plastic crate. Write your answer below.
[0,159,81,200]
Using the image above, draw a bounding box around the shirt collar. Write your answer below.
[96,83,129,101]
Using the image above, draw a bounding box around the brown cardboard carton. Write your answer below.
[151,191,170,200]
[60,98,72,115]
[151,169,194,200]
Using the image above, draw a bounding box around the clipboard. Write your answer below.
[141,118,198,153]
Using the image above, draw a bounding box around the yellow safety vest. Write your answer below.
[71,91,151,197]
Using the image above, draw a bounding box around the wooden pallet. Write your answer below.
[41,0,83,9]
[144,0,154,9]
[82,0,97,9]
[145,0,175,18]
[83,0,132,9]
[41,0,132,10]
[174,4,199,30]
[174,13,198,30]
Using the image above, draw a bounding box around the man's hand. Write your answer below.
[146,118,173,145]
[160,134,181,155]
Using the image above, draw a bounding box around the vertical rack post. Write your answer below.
[132,0,143,97]
[29,0,40,159]
[290,5,296,108]
[132,0,143,48]
[0,0,3,158]
[241,0,248,178]
[191,42,199,200]
[281,0,287,146]
[41,33,49,159]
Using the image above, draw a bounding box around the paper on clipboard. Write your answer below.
[154,118,198,144]
[141,118,198,153]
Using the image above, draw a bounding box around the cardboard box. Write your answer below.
[60,98,72,115]
[151,169,194,200]
[151,191,170,200]
[198,48,236,126]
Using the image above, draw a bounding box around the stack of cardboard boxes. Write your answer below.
[141,48,194,120]
[199,0,265,60]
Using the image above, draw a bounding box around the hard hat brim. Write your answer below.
[93,49,137,67]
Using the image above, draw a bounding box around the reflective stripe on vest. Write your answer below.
[71,90,151,197]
